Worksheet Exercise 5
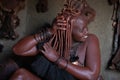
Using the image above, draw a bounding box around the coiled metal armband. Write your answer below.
[34,27,53,44]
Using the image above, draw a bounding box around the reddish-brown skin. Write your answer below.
[10,1,101,79]
[10,68,41,80]
[11,16,101,80]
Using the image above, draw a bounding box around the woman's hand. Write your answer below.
[40,42,59,62]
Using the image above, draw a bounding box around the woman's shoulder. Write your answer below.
[88,33,99,40]
[87,33,99,44]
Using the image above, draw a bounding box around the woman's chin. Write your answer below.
[80,38,87,42]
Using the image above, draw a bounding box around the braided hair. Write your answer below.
[49,0,95,59]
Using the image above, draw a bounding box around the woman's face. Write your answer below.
[72,16,88,42]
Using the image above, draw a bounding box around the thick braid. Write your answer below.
[34,0,94,59]
[35,0,95,59]
[49,0,87,59]
[49,0,95,59]
[64,0,86,13]
[49,11,73,59]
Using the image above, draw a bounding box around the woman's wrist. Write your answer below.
[55,57,68,70]
[34,34,41,43]
[34,28,53,43]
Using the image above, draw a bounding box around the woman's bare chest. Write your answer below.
[70,42,87,66]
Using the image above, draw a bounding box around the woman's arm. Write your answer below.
[65,34,100,80]
[13,26,54,56]
[45,34,100,80]
[13,35,39,56]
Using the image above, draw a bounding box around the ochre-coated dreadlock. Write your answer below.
[34,0,95,59]
[49,0,95,59]
[49,0,86,59]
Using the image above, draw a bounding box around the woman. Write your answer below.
[10,0,101,80]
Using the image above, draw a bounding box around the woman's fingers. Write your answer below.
[56,15,67,26]
[42,42,52,51]
[40,50,45,54]
[43,43,49,50]
[57,19,66,22]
